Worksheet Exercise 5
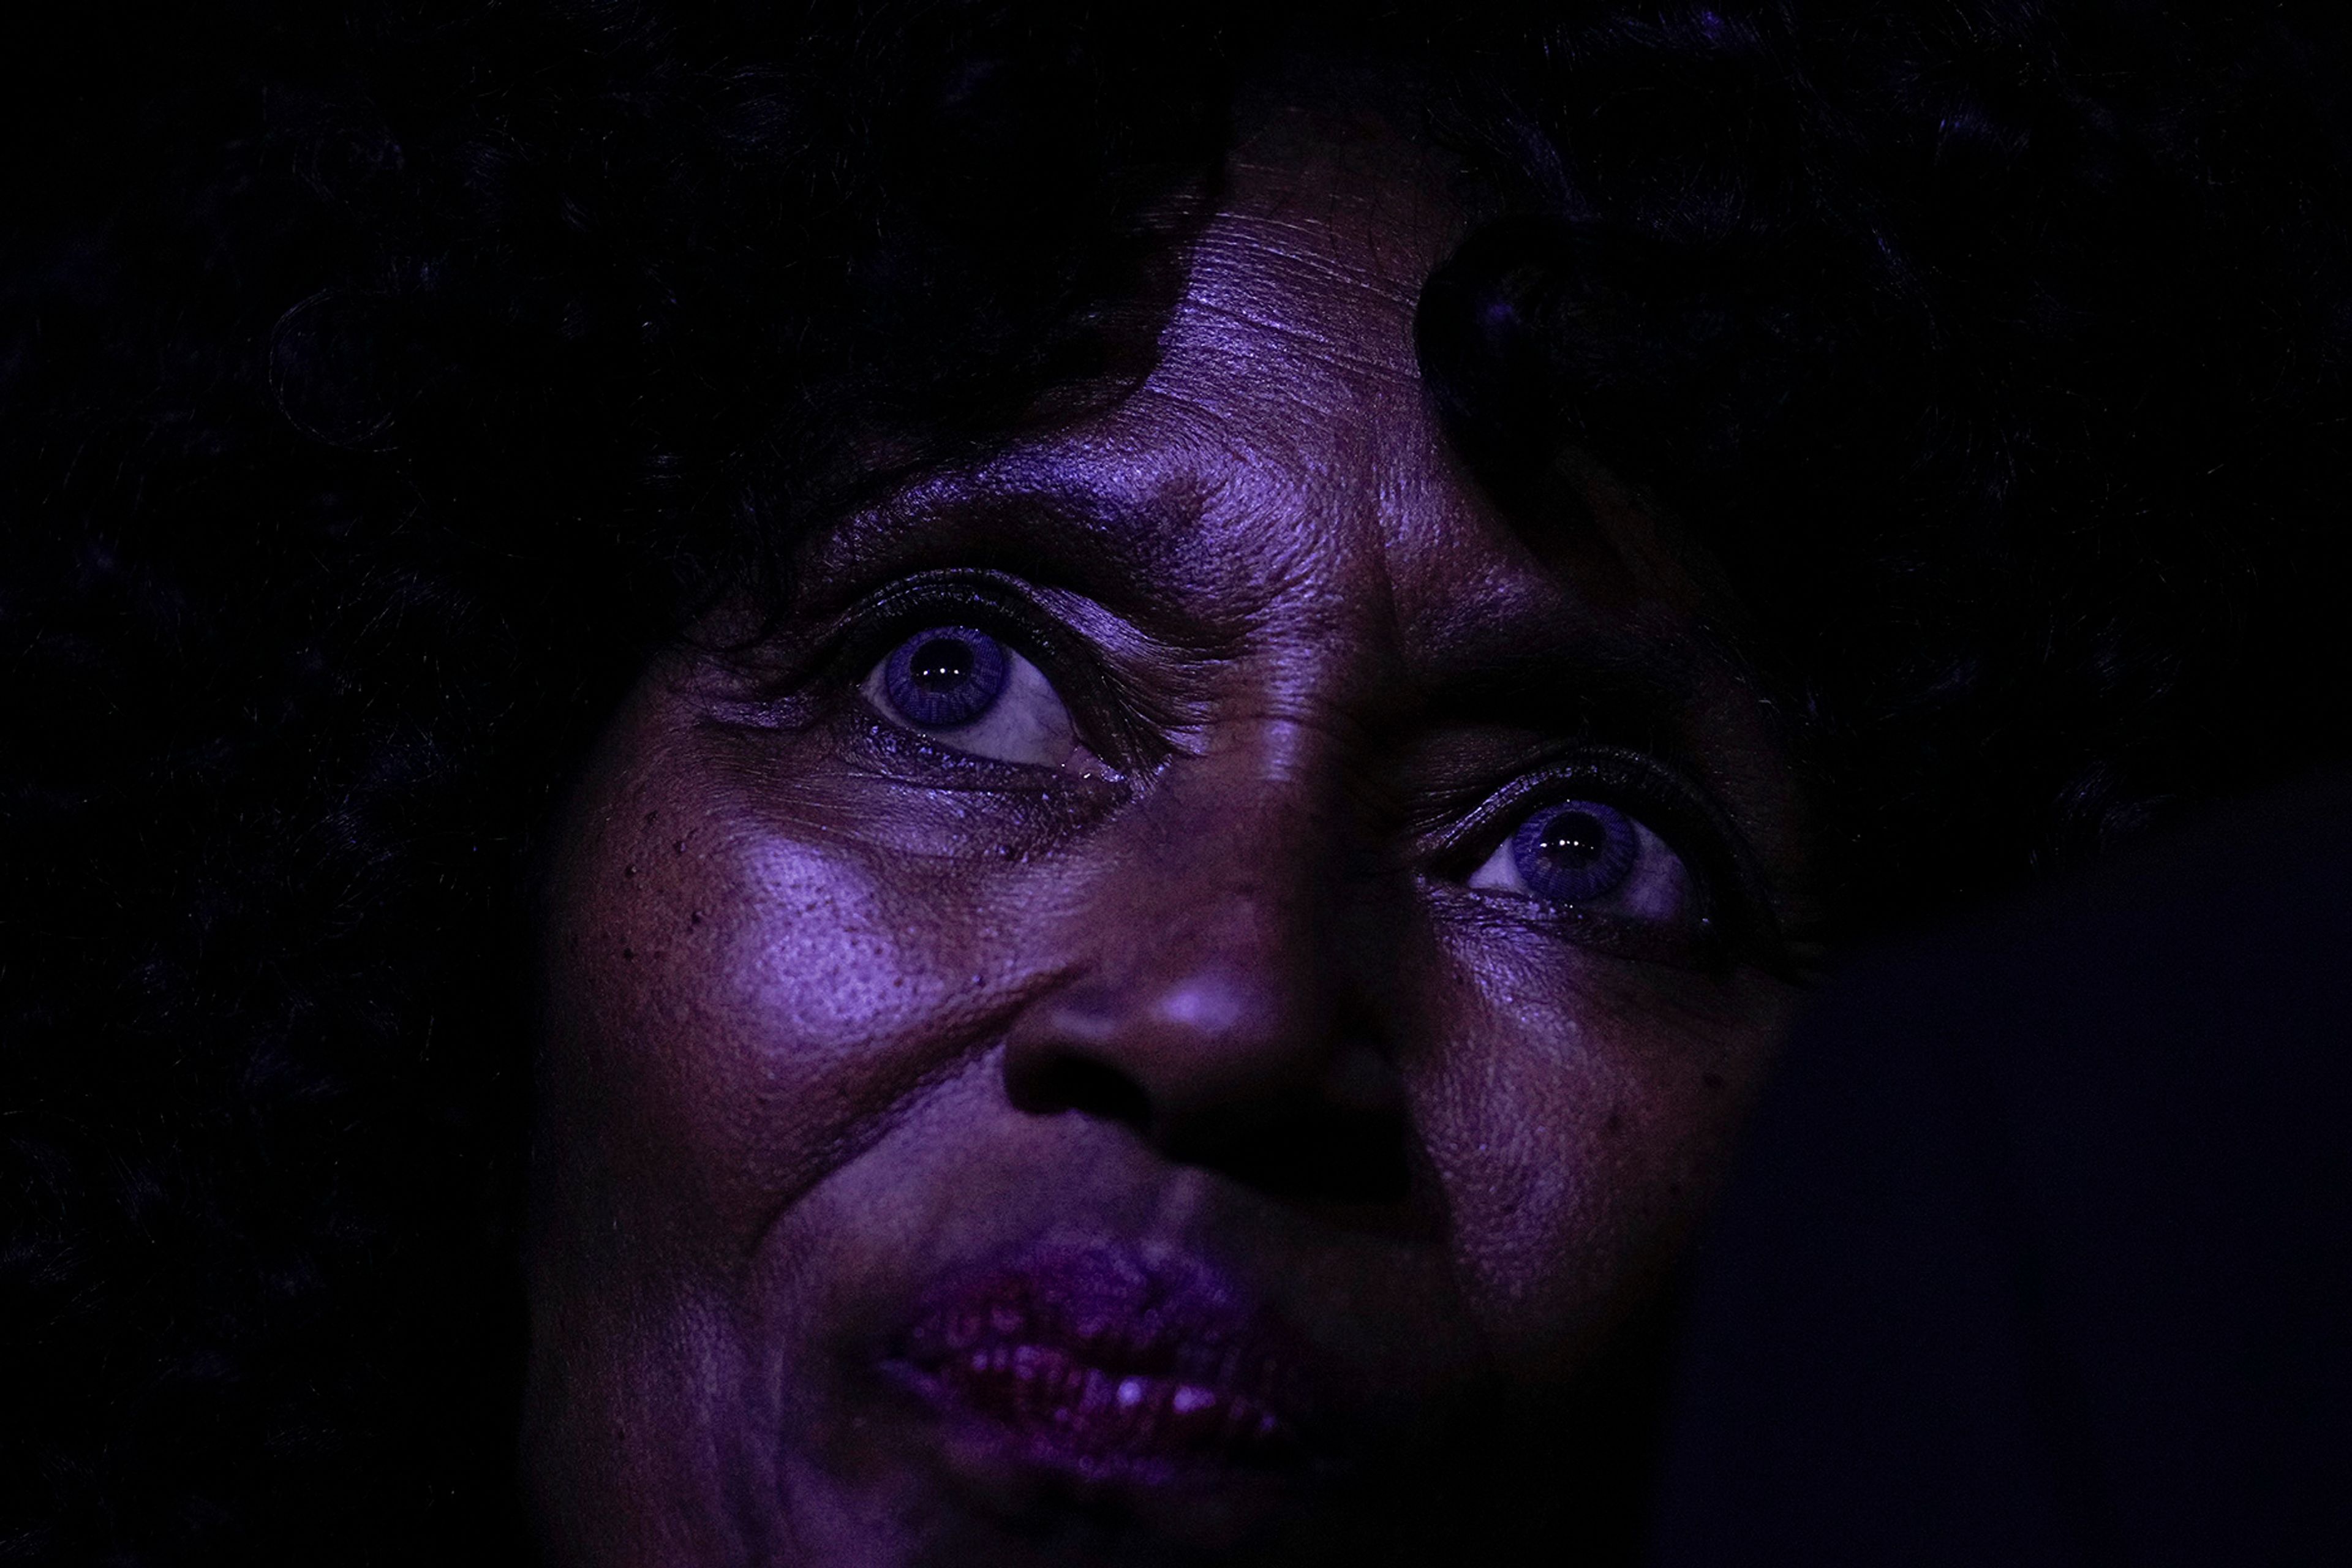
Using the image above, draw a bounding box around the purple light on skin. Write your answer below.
[524,90,1815,1568]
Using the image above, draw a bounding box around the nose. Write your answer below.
[1000,737,1411,1205]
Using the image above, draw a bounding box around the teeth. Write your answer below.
[924,1322,1291,1464]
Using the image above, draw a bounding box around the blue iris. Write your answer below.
[1509,800,1638,904]
[882,625,1009,729]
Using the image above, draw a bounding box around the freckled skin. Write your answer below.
[528,102,1815,1567]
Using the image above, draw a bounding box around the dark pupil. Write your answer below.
[1536,812,1608,867]
[908,637,975,692]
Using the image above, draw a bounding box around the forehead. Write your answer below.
[1100,116,1507,635]
[806,107,1682,690]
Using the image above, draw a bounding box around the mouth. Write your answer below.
[878,1240,1313,1485]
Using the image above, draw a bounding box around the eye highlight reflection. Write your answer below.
[860,624,1084,769]
[1468,796,1696,925]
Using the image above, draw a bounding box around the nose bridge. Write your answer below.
[1188,711,1335,867]
[1001,710,1366,1149]
[1115,714,1343,1035]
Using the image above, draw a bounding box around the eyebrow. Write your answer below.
[799,455,1210,615]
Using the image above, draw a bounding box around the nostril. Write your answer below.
[1007,1052,1155,1133]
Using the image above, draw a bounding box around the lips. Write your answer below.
[882,1242,1310,1479]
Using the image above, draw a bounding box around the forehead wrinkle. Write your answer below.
[1164,456,1355,654]
[1182,213,1426,320]
[1156,295,1422,404]
[1035,404,1341,644]
[1219,206,1425,274]
[1129,300,1430,664]
[1158,232,1425,402]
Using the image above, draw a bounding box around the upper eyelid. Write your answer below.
[832,571,1055,656]
[832,580,1100,706]
[1430,750,1709,861]
[702,575,1052,701]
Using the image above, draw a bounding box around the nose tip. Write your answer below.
[1154,976,1253,1038]
[1005,964,1317,1123]
[1001,963,1412,1206]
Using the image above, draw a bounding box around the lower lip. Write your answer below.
[879,1242,1309,1483]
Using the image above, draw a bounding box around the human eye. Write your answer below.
[858,623,1081,769]
[1440,748,1771,967]
[1466,797,1694,924]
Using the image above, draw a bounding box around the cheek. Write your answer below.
[1406,929,1798,1379]
[530,705,1088,1562]
[538,755,1014,1262]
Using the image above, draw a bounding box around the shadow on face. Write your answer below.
[527,88,1814,1568]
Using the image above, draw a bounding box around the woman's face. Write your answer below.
[529,108,1812,1567]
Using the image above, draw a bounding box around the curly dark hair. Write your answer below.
[6,1,2348,1561]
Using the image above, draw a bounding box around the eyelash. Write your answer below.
[824,576,1772,963]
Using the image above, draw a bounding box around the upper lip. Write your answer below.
[881,1240,1314,1476]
